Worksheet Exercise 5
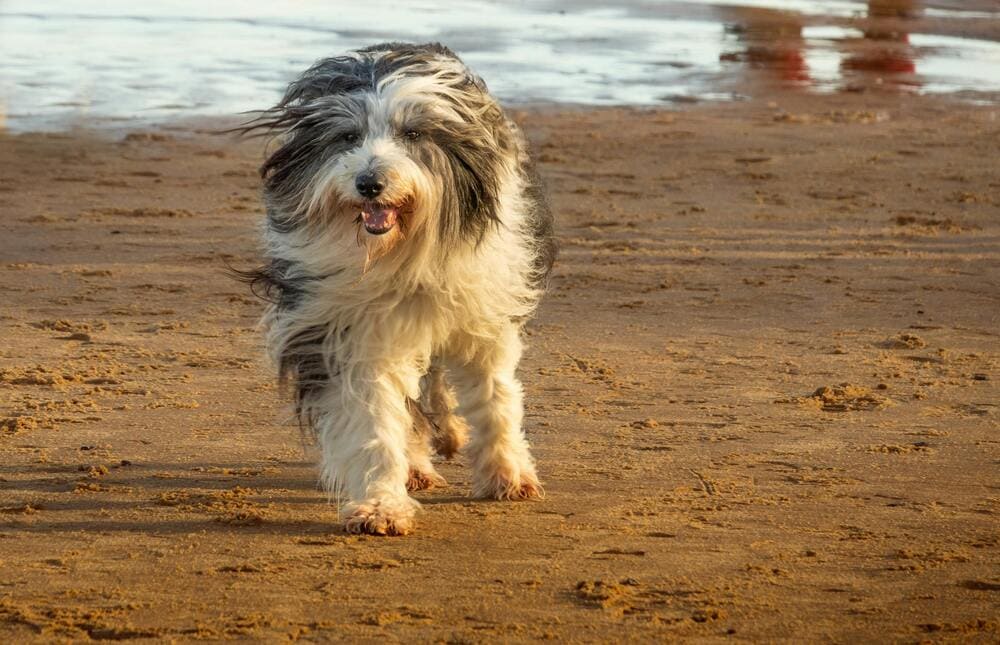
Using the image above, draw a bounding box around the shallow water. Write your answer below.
[1,0,998,131]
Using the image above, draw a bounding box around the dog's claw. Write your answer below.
[474,468,544,501]
[507,480,544,500]
[406,468,447,492]
[344,500,415,536]
[492,479,544,501]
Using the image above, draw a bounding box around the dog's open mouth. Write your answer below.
[359,202,402,236]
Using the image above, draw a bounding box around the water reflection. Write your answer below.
[866,0,920,20]
[841,0,918,86]
[1,0,999,131]
[721,9,809,84]
[720,0,929,92]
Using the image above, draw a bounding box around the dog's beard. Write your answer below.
[301,169,425,273]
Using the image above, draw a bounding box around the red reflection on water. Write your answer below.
[841,49,916,75]
[720,8,810,84]
[841,0,919,81]
[719,0,923,92]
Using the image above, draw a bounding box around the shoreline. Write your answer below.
[4,74,999,138]
[5,0,1000,133]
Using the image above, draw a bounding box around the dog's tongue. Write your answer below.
[360,205,398,235]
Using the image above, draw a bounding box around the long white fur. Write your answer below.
[261,60,543,535]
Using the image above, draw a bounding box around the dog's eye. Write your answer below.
[404,129,421,141]
[341,132,359,144]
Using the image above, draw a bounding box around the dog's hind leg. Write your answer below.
[405,399,447,491]
[450,325,542,501]
[423,364,469,460]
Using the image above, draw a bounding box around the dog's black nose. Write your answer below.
[356,173,384,199]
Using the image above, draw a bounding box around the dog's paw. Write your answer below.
[343,499,415,536]
[406,467,447,492]
[431,415,469,461]
[473,466,544,501]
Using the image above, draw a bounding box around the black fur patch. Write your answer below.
[520,157,557,289]
[278,322,335,428]
[228,260,338,426]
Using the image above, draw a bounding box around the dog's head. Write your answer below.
[247,43,517,265]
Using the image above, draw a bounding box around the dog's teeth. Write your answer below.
[361,205,398,233]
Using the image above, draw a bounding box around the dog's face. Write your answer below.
[250,43,518,264]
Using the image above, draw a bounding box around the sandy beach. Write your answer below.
[1,89,998,641]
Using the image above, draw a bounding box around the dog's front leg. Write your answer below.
[317,367,420,535]
[452,325,542,501]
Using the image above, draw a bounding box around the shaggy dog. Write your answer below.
[238,42,555,535]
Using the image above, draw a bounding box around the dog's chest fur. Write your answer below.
[299,181,539,369]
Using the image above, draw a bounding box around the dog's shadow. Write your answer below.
[414,493,473,506]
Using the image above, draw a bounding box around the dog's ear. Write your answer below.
[279,57,370,107]
[231,55,370,140]
[432,104,516,242]
[239,57,373,208]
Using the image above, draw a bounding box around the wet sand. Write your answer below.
[1,91,998,641]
